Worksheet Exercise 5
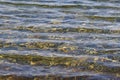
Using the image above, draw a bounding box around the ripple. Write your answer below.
[14,26,120,34]
[0,0,120,79]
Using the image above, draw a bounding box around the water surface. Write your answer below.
[0,0,120,80]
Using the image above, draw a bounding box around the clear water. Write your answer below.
[0,0,120,80]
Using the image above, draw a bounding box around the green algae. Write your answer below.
[85,15,119,22]
[0,41,78,53]
[0,75,91,80]
[1,41,120,55]
[15,26,120,34]
[0,54,119,74]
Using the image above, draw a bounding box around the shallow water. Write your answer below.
[0,0,120,80]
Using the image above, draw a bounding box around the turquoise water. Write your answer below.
[0,0,120,80]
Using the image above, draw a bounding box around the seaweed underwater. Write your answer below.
[0,0,120,80]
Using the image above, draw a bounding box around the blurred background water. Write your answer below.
[0,0,120,80]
